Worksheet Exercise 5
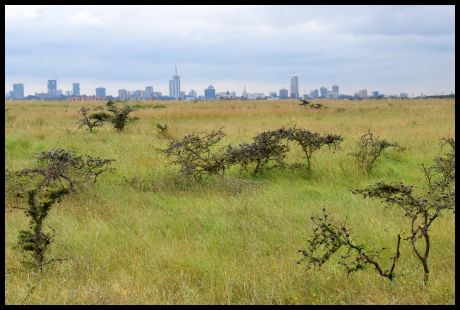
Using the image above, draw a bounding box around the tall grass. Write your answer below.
[5,99,455,304]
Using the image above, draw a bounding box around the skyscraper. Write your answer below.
[204,85,216,100]
[145,86,153,98]
[319,86,328,98]
[332,85,339,99]
[290,76,299,98]
[72,83,80,96]
[169,65,181,99]
[12,83,24,99]
[118,89,129,100]
[96,87,106,98]
[47,80,57,98]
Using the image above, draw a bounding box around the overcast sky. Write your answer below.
[5,5,455,96]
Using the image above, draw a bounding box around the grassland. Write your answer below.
[5,99,455,304]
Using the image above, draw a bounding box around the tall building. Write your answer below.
[290,76,299,98]
[279,88,289,99]
[358,89,368,99]
[204,85,216,100]
[242,85,248,99]
[319,86,328,98]
[372,91,379,98]
[309,89,319,98]
[332,85,339,99]
[96,87,106,98]
[72,83,80,96]
[47,80,57,98]
[145,86,153,98]
[118,89,129,100]
[169,65,181,99]
[65,91,72,97]
[12,83,24,99]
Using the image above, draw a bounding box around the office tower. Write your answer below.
[358,89,368,99]
[12,83,24,99]
[279,88,288,99]
[145,86,153,98]
[48,80,57,98]
[319,86,328,98]
[309,89,319,98]
[169,65,181,99]
[290,76,299,98]
[96,87,106,98]
[332,85,339,99]
[372,91,379,98]
[65,91,71,97]
[242,85,248,99]
[400,93,408,98]
[118,89,129,100]
[204,85,216,100]
[270,91,277,98]
[189,89,197,98]
[72,83,80,96]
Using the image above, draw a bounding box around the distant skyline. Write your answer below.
[5,5,455,96]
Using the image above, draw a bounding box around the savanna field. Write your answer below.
[4,99,455,304]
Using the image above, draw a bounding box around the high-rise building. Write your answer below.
[145,86,153,98]
[47,80,57,98]
[400,92,409,99]
[72,83,80,96]
[118,89,129,100]
[169,65,181,99]
[242,85,248,99]
[204,85,216,100]
[279,88,289,99]
[12,83,24,99]
[269,91,277,98]
[372,91,379,98]
[319,86,328,98]
[309,89,319,98]
[358,89,368,99]
[290,76,299,98]
[332,85,339,99]
[65,91,72,97]
[189,89,197,98]
[96,87,106,98]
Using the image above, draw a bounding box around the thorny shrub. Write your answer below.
[76,107,111,133]
[163,129,227,180]
[349,129,405,173]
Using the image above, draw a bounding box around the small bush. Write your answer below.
[15,188,69,270]
[106,101,139,131]
[156,123,170,139]
[349,129,405,173]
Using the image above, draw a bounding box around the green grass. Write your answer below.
[5,99,455,304]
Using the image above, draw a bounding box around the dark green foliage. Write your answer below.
[14,148,114,193]
[349,129,405,173]
[76,107,111,132]
[353,138,454,284]
[298,208,401,281]
[163,129,227,180]
[226,129,289,174]
[106,100,139,131]
[16,188,69,270]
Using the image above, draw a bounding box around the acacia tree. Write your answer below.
[106,100,138,131]
[353,138,455,284]
[9,149,114,270]
[226,129,289,174]
[163,129,227,180]
[77,107,111,133]
[279,127,343,172]
[298,208,401,281]
[349,129,405,173]
[299,138,455,284]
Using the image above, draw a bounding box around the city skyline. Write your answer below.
[6,5,455,96]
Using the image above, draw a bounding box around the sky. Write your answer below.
[5,5,455,97]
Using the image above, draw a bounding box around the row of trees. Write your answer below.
[163,127,403,179]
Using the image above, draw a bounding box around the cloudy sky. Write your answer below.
[5,5,455,97]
